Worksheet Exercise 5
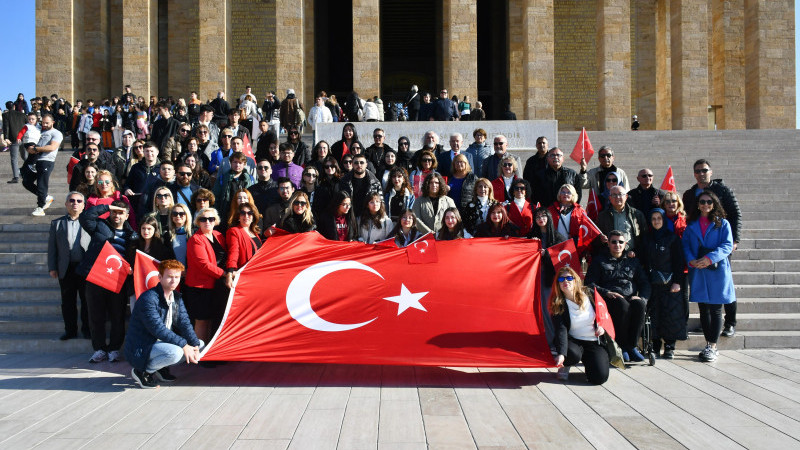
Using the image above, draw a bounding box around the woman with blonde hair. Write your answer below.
[148,186,174,234]
[660,191,687,237]
[550,266,610,384]
[463,177,497,235]
[164,203,193,266]
[280,191,316,233]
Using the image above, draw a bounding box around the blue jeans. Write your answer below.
[146,339,204,373]
[9,142,22,178]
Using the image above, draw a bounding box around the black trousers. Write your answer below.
[724,301,737,328]
[698,303,723,344]
[21,159,54,207]
[564,337,610,385]
[59,263,89,336]
[606,295,647,351]
[85,281,127,352]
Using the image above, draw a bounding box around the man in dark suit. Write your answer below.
[47,192,91,340]
[124,260,202,388]
[436,133,474,178]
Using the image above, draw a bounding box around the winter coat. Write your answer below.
[682,218,736,304]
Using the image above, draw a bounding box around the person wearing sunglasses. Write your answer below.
[212,152,255,226]
[225,202,264,288]
[577,145,630,199]
[659,191,687,237]
[207,127,236,176]
[585,230,651,362]
[366,127,394,170]
[596,185,646,255]
[394,136,415,174]
[169,163,200,207]
[491,154,521,203]
[87,169,137,230]
[681,159,741,338]
[163,203,192,266]
[338,154,383,217]
[48,192,91,341]
[506,178,534,236]
[550,266,611,384]
[185,207,227,347]
[279,192,316,234]
[69,143,120,192]
[628,168,664,217]
[409,149,438,198]
[683,191,735,362]
[284,125,311,166]
[532,146,582,207]
[598,170,623,211]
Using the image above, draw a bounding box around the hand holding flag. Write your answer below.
[570,128,594,164]
[86,242,131,293]
[660,166,677,193]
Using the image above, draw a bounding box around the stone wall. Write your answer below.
[442,0,478,102]
[522,0,555,121]
[554,0,597,131]
[353,0,380,99]
[198,0,231,102]
[36,0,75,101]
[596,0,631,130]
[671,0,709,130]
[230,0,276,101]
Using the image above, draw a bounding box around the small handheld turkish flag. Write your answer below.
[593,288,615,341]
[660,166,677,193]
[133,250,161,299]
[242,134,255,160]
[585,188,600,222]
[86,242,131,293]
[576,215,602,253]
[570,127,594,164]
[66,156,80,184]
[407,233,438,264]
[547,239,580,277]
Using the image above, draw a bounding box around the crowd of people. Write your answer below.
[2,86,741,387]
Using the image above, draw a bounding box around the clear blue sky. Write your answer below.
[2,1,799,128]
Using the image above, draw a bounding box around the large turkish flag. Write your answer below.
[201,232,552,367]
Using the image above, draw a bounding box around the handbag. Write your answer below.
[650,270,673,285]
[697,245,719,270]
[601,334,626,370]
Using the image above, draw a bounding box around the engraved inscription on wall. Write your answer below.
[554,0,597,131]
[231,0,277,102]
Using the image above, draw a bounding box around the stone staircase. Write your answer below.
[0,129,798,353]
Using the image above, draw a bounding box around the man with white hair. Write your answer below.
[436,132,473,178]
[481,134,521,181]
[404,85,420,121]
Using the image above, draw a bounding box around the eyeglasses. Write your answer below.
[698,199,714,205]
[353,161,367,165]
[97,180,112,186]
[557,276,575,282]
[610,240,626,245]
[198,216,216,223]
[220,135,233,139]
[239,210,254,216]
[493,142,505,146]
[421,158,434,163]
[133,145,143,149]
[292,201,308,206]
[303,173,317,178]
[156,193,171,199]
[373,135,384,139]
[177,172,192,176]
[502,163,514,168]
[179,129,190,133]
[68,198,84,204]
[513,186,526,191]
[640,174,653,178]
[257,166,270,170]
[694,168,709,174]
[342,160,353,165]
[599,154,612,159]
[610,193,625,198]
[171,211,186,217]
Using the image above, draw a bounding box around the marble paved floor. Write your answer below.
[1,349,799,449]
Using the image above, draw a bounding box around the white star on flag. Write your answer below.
[383,284,428,315]
[107,267,114,274]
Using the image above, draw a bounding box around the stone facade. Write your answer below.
[35,0,794,130]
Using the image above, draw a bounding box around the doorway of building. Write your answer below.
[476,0,509,119]
[315,0,354,102]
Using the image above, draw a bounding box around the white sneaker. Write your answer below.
[43,195,54,210]
[108,350,121,362]
[31,207,45,217]
[89,350,107,363]
[556,366,570,381]
[699,345,718,362]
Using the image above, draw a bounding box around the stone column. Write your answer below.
[83,0,109,100]
[670,0,709,130]
[122,0,157,99]
[442,0,478,103]
[168,0,199,98]
[198,0,230,102]
[36,0,75,102]
[508,0,525,116]
[522,0,555,120]
[275,0,305,103]
[352,0,380,99]
[596,0,631,130]
[712,0,745,129]
[632,1,656,130]
[655,0,672,129]
[745,0,795,129]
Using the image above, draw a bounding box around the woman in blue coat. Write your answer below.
[682,190,735,362]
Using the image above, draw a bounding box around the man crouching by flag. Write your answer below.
[79,201,138,364]
[125,260,203,389]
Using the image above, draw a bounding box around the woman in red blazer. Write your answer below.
[548,184,591,257]
[506,179,534,236]
[490,155,520,203]
[226,202,263,277]
[185,207,227,344]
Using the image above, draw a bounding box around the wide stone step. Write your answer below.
[0,252,48,264]
[0,231,52,242]
[743,229,799,239]
[735,284,800,298]
[732,259,800,272]
[0,263,49,275]
[0,242,48,252]
[0,275,58,289]
[0,214,63,224]
[673,331,800,351]
[732,272,800,284]
[0,301,63,316]
[0,288,60,302]
[689,298,800,314]
[0,223,51,232]
[0,316,64,333]
[737,239,800,250]
[0,333,93,353]
[732,249,800,260]
[687,313,800,332]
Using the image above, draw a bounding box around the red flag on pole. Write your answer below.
[660,165,677,193]
[242,133,255,160]
[576,215,602,253]
[570,127,594,164]
[585,188,600,222]
[547,239,580,277]
[66,156,80,184]
[593,288,615,340]
[407,233,438,264]
[133,250,161,299]
[86,242,131,293]
[200,232,552,367]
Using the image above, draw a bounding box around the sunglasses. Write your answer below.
[640,174,653,178]
[239,210,254,216]
[342,160,353,164]
[599,154,612,159]
[171,211,186,217]
[606,179,618,183]
[421,158,434,162]
[290,131,299,135]
[513,186,526,191]
[257,166,270,170]
[133,145,143,149]
[220,135,233,139]
[399,142,409,146]
[324,165,336,169]
[156,193,171,199]
[610,240,626,245]
[177,172,192,176]
[97,180,112,185]
[698,199,714,205]
[373,135,384,139]
[198,216,216,223]
[694,168,710,174]
[503,163,514,168]
[664,199,677,204]
[293,201,308,206]
[179,129,190,133]
[353,161,367,165]
[68,198,84,204]
[493,142,505,146]
[557,276,575,282]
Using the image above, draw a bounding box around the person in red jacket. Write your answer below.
[184,207,227,344]
[548,184,592,257]
[225,202,263,287]
[506,179,534,236]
